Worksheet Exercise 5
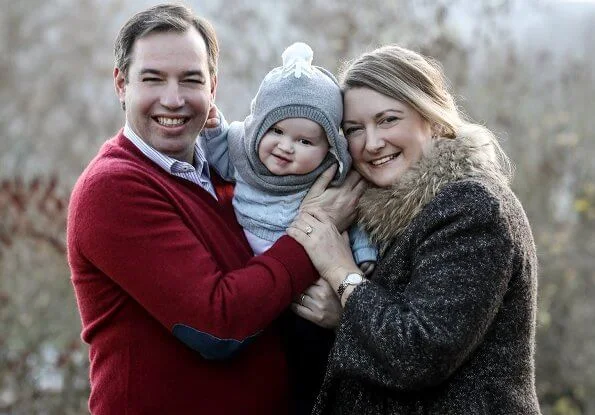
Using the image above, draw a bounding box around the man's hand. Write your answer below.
[299,166,366,233]
[291,279,343,329]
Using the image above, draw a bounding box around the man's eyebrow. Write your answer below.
[138,69,206,77]
[181,70,206,78]
[139,69,164,76]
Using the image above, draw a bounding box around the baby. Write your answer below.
[201,42,377,414]
[201,42,377,272]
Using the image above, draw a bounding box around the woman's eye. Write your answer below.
[380,116,399,125]
[344,126,361,137]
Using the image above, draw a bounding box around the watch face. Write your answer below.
[346,273,363,284]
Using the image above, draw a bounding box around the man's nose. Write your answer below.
[160,82,184,109]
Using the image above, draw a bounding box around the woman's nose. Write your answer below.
[364,128,386,153]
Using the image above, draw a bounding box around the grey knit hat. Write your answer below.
[241,42,350,186]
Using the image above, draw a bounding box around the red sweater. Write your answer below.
[67,131,319,414]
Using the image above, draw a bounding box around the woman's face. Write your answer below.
[343,87,433,188]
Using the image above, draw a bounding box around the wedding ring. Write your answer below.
[304,225,313,235]
[300,293,307,306]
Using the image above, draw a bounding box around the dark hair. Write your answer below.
[114,3,219,81]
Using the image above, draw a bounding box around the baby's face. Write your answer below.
[258,118,329,176]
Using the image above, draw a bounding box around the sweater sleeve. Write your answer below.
[69,165,318,359]
[200,111,237,181]
[330,181,515,390]
[348,224,378,265]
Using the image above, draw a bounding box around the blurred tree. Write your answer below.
[1,0,594,413]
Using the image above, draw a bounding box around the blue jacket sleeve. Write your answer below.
[349,225,378,264]
[200,111,237,181]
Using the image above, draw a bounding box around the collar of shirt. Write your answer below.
[123,122,217,198]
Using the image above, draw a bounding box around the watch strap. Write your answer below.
[337,273,364,300]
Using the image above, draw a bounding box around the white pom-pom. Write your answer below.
[281,42,314,78]
[282,42,313,67]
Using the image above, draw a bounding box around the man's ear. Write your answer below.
[114,67,126,110]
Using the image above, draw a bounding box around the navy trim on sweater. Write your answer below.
[172,324,260,360]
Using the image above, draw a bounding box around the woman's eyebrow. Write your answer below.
[343,109,405,125]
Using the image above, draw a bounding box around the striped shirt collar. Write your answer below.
[123,122,216,197]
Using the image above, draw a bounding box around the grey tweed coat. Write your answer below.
[313,127,541,414]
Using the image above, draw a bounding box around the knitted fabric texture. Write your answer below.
[228,42,350,193]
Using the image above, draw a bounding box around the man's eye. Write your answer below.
[184,79,204,84]
[142,77,161,82]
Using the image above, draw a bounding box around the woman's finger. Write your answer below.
[304,165,337,199]
[353,175,367,196]
[286,225,310,245]
[343,169,363,190]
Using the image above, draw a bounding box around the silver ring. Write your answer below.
[300,293,307,306]
[304,225,313,235]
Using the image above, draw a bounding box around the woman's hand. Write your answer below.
[287,211,361,284]
[291,279,342,329]
[299,166,366,233]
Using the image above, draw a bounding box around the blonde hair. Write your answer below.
[340,44,512,180]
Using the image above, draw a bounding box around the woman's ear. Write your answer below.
[430,123,444,139]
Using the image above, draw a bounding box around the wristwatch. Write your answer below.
[337,272,364,300]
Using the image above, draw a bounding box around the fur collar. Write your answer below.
[357,125,509,252]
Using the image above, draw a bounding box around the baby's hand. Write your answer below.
[204,104,220,129]
[359,261,376,277]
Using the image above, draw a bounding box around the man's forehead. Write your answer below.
[129,29,208,71]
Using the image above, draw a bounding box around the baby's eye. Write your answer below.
[271,127,283,135]
[299,139,313,146]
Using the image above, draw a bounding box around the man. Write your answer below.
[67,3,362,414]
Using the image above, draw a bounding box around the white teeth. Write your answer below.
[157,117,185,126]
[371,154,398,166]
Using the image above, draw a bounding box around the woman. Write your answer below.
[288,45,540,414]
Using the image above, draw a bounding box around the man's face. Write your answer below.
[114,28,216,164]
